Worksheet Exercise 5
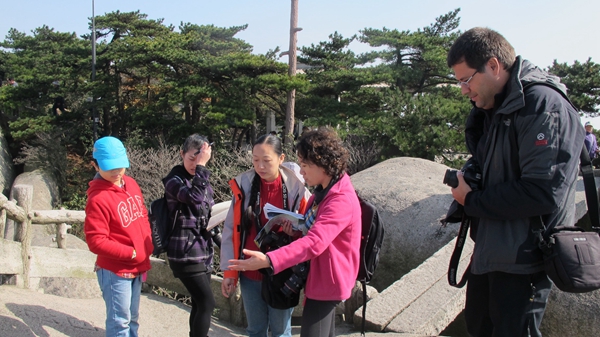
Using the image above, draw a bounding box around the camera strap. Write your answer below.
[448,213,471,288]
[250,173,289,234]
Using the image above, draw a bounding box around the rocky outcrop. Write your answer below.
[11,169,59,210]
[0,128,15,197]
[5,169,60,241]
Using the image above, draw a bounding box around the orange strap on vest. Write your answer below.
[224,178,244,280]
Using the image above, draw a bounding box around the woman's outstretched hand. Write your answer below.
[228,249,270,272]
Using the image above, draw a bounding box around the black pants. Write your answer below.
[465,270,552,337]
[178,273,215,337]
[300,298,340,337]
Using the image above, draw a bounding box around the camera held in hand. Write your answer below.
[281,261,310,297]
[443,158,482,190]
[208,226,222,248]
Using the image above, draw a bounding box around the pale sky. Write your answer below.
[2,0,599,69]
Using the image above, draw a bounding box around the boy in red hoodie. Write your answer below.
[85,136,153,337]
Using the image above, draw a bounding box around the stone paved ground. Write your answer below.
[0,286,440,337]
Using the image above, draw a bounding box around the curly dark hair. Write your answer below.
[295,127,348,178]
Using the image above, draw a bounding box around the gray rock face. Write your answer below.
[542,287,600,336]
[11,169,59,210]
[0,129,15,197]
[5,169,60,240]
[350,157,458,290]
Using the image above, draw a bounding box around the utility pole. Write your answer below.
[283,0,301,146]
[91,0,98,141]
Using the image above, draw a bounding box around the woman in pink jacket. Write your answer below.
[228,127,362,337]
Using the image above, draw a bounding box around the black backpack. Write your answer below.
[356,193,385,336]
[148,196,179,257]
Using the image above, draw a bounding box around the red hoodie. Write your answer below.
[84,175,153,274]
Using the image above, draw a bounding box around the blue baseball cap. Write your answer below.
[93,136,130,171]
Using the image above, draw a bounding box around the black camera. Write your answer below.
[281,261,309,297]
[208,226,222,248]
[443,158,482,190]
[201,226,222,249]
[254,226,292,252]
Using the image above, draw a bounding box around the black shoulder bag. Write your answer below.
[535,145,600,293]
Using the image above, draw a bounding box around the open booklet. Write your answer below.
[254,204,307,249]
[263,202,304,220]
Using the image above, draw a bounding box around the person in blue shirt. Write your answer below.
[584,122,599,167]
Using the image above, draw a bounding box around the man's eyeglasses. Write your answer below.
[457,70,478,88]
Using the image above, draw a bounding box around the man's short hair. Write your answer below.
[447,27,516,72]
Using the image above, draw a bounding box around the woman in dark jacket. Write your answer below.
[163,134,215,337]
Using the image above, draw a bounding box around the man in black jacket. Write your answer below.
[447,27,584,337]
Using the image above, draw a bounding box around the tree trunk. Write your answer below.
[284,0,300,146]
[231,127,239,149]
[236,127,246,150]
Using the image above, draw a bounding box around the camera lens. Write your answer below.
[210,227,222,248]
[281,262,309,297]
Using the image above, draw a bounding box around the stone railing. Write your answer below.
[0,186,242,322]
[0,185,84,288]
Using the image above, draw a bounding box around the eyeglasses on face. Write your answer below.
[457,70,478,88]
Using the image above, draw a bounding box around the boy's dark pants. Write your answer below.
[465,270,552,337]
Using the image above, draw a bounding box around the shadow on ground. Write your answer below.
[4,303,104,337]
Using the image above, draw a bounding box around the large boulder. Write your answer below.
[11,169,59,210]
[350,157,458,290]
[5,169,61,241]
[0,128,15,197]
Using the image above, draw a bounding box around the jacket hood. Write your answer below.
[499,56,567,115]
[87,175,125,196]
[464,56,569,156]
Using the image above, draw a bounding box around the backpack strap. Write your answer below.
[579,144,600,231]
[360,279,367,337]
[165,175,185,241]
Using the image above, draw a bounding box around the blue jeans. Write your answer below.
[96,268,142,337]
[239,275,293,337]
